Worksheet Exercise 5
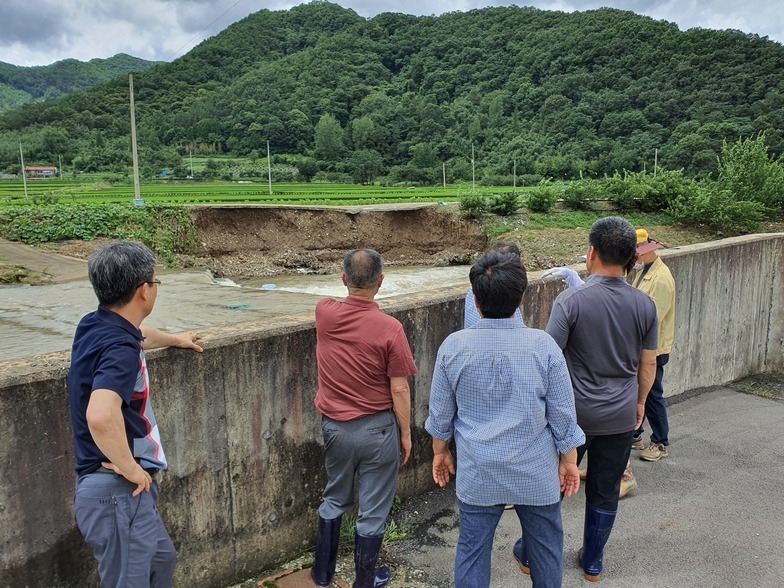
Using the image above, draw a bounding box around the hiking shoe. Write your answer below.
[640,442,669,462]
[619,469,638,499]
[631,435,645,450]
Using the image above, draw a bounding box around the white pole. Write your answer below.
[129,75,143,205]
[19,142,28,198]
[267,140,272,195]
[442,162,446,190]
[189,149,194,178]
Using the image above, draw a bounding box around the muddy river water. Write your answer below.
[0,265,471,362]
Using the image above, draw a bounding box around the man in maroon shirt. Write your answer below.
[312,249,418,588]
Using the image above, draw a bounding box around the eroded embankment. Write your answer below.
[190,205,487,278]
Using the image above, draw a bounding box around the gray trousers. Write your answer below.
[74,470,176,588]
[319,409,400,536]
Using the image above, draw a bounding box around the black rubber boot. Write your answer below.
[352,532,390,588]
[311,515,342,587]
[578,504,617,582]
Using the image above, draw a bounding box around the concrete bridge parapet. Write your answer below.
[1,233,782,586]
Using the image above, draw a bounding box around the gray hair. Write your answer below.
[88,241,157,308]
[343,249,383,289]
[589,217,637,267]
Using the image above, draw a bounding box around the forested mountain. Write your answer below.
[0,54,162,114]
[1,1,783,183]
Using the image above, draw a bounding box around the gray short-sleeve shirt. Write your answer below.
[545,274,658,436]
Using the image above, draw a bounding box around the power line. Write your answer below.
[162,0,248,62]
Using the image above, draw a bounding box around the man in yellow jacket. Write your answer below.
[631,229,676,461]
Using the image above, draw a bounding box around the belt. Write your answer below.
[96,465,159,478]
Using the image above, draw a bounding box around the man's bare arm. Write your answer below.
[86,389,151,496]
[636,349,657,428]
[140,325,203,352]
[390,376,412,466]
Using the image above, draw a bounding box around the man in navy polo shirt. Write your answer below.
[68,241,202,587]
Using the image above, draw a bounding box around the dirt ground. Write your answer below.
[0,204,759,284]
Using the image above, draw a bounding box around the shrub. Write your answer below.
[526,184,558,213]
[517,173,544,187]
[562,181,599,210]
[639,170,694,212]
[604,173,635,210]
[487,192,521,216]
[459,192,488,218]
[0,203,198,265]
[717,134,784,212]
[668,186,766,234]
[314,171,354,184]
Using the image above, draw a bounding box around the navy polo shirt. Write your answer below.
[68,307,168,477]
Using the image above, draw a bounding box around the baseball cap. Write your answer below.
[636,228,663,255]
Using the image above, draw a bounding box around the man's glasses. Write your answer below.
[136,279,162,289]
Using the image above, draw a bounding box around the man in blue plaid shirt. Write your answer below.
[425,250,585,588]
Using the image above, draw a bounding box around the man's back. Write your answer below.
[315,296,415,421]
[546,274,658,435]
[428,319,580,506]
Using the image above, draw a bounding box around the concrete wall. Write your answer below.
[1,234,782,587]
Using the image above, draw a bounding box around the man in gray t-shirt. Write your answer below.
[544,217,657,583]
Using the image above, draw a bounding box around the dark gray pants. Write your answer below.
[74,471,176,587]
[319,410,400,536]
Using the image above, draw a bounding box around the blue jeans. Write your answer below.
[319,410,400,537]
[635,353,670,446]
[455,500,563,588]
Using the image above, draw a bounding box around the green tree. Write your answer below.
[410,143,437,169]
[347,149,384,184]
[717,133,784,210]
[314,114,346,163]
[297,158,320,182]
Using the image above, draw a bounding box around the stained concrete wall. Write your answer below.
[1,234,782,587]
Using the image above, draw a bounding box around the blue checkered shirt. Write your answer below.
[425,318,585,506]
[464,289,522,328]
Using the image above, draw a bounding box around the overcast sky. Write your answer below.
[3,0,782,67]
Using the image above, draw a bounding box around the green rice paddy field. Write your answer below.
[0,179,518,207]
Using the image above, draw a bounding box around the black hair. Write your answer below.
[469,250,528,319]
[589,217,637,267]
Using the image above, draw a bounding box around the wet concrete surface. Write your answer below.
[242,386,784,588]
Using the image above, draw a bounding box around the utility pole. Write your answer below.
[129,75,144,206]
[189,149,194,179]
[58,154,63,179]
[654,148,658,176]
[513,159,516,191]
[267,140,272,195]
[442,162,446,190]
[471,143,475,194]
[19,142,28,199]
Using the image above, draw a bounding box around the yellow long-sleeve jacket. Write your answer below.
[633,256,675,355]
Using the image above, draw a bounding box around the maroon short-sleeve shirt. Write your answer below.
[315,296,417,421]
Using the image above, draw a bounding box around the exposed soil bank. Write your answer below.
[0,204,486,284]
[189,204,487,278]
